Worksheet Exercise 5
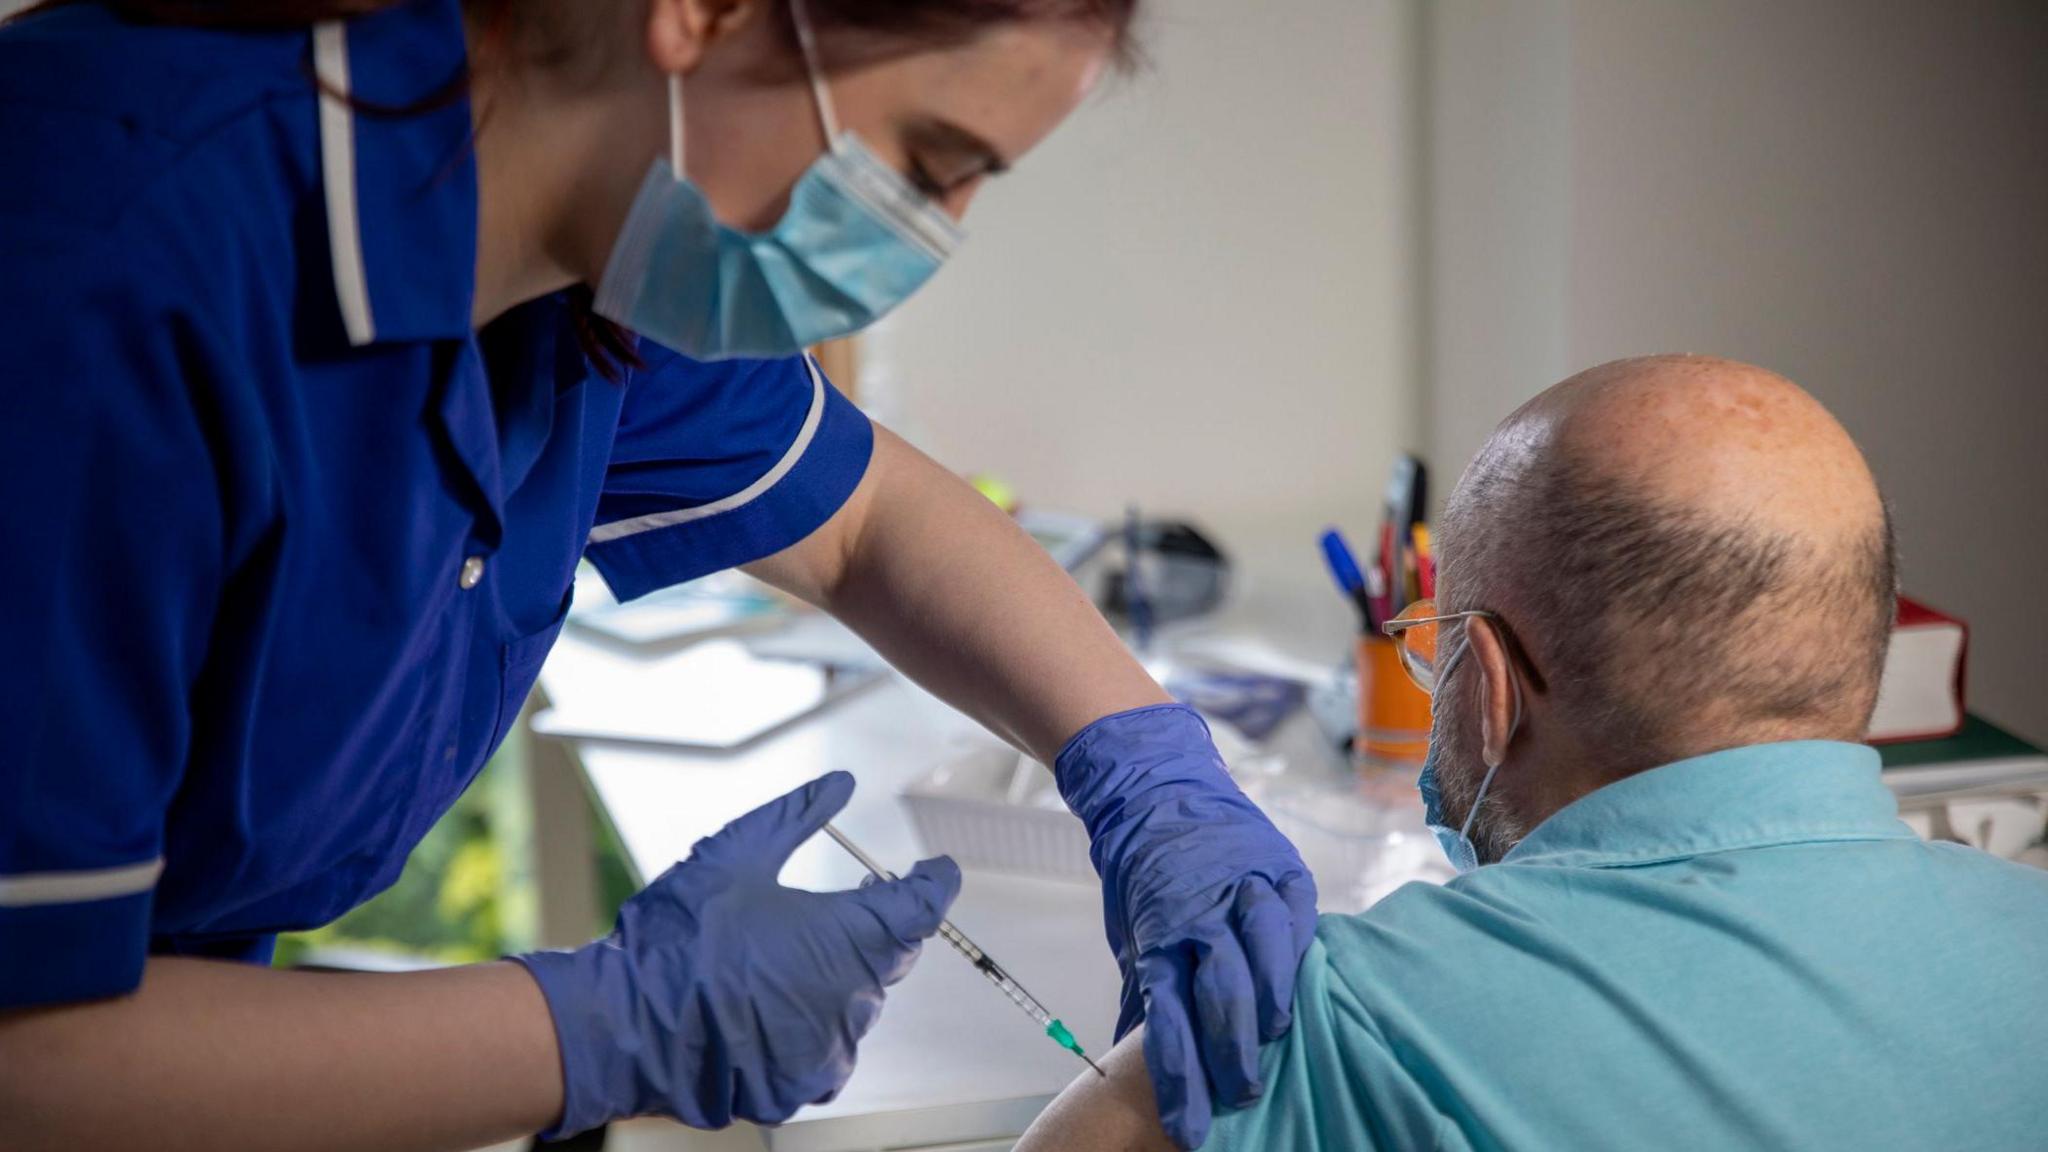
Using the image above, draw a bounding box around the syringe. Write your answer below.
[822,823,1106,1078]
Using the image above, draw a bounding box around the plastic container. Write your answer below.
[900,718,1288,882]
[900,746,1096,882]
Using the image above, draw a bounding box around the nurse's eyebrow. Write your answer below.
[907,118,1011,180]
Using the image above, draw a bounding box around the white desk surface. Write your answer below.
[539,635,1128,1152]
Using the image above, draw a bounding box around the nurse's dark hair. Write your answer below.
[8,0,1142,374]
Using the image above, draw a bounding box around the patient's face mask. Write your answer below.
[593,0,964,361]
[1417,630,1522,873]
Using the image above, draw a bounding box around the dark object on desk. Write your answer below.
[1100,519,1230,628]
[1124,506,1152,652]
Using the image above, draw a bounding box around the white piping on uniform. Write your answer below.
[587,356,829,544]
[313,21,376,347]
[0,858,164,908]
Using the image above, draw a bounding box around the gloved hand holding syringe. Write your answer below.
[823,823,1107,1079]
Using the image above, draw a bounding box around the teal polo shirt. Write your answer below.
[1209,741,2048,1151]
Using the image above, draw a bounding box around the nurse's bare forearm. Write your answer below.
[0,956,562,1152]
[751,424,1168,760]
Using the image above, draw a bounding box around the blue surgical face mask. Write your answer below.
[1417,635,1517,874]
[593,0,964,361]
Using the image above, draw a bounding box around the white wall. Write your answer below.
[1421,0,1572,484]
[1427,0,2048,743]
[872,0,1421,653]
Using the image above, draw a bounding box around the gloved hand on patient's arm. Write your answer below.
[513,771,959,1139]
[1057,704,1319,1151]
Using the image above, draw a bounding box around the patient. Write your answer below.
[1019,355,2048,1151]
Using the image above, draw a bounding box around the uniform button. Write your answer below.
[459,556,486,590]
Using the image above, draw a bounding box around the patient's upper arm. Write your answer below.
[1015,1027,1176,1152]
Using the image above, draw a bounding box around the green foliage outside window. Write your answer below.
[271,717,645,971]
[274,730,546,969]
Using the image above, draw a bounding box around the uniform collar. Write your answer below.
[1502,740,1914,868]
[311,0,476,346]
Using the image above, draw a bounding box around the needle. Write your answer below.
[823,823,1107,1078]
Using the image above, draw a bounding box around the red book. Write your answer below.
[1868,597,1968,743]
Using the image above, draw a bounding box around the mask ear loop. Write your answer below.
[787,0,843,149]
[667,73,687,177]
[1453,628,1525,845]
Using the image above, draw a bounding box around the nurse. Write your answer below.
[0,1,1312,1148]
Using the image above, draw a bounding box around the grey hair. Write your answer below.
[1438,446,1897,773]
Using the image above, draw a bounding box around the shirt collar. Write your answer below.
[311,0,476,346]
[1502,740,1915,868]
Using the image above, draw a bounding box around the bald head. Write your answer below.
[1441,355,1895,769]
[1528,355,1885,547]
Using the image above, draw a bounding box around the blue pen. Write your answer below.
[1318,528,1378,632]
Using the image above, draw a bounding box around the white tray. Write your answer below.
[901,747,1096,883]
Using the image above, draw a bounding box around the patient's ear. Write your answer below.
[1468,618,1516,767]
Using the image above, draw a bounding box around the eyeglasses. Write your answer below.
[1379,600,1499,693]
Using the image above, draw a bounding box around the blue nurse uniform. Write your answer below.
[0,0,872,1006]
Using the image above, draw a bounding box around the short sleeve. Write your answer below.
[584,347,873,601]
[1205,923,1456,1152]
[0,228,226,1007]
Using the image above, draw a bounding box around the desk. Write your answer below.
[536,633,1126,1152]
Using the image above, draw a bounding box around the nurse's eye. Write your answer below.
[900,118,1010,200]
[906,158,948,201]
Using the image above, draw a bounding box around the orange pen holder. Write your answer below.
[1356,634,1433,767]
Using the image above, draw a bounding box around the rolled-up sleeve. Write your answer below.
[584,347,872,600]
[0,236,222,1008]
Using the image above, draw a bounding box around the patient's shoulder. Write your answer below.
[1311,877,1549,988]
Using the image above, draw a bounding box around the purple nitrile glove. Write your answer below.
[514,771,959,1139]
[1056,704,1318,1150]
